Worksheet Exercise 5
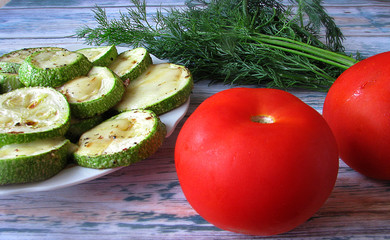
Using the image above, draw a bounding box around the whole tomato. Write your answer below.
[323,51,390,180]
[175,88,339,236]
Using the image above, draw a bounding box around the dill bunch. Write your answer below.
[77,0,358,90]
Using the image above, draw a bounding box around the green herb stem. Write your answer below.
[251,38,352,70]
[253,33,358,67]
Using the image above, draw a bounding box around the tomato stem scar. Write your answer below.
[251,115,275,124]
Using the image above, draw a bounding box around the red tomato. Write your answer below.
[323,51,390,180]
[175,88,339,236]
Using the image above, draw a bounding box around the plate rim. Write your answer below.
[0,96,190,196]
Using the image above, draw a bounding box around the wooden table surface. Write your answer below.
[0,0,390,239]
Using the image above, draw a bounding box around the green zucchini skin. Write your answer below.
[74,110,167,169]
[64,68,125,119]
[0,138,70,185]
[0,62,20,74]
[0,73,25,93]
[18,50,93,88]
[66,115,106,143]
[0,87,71,147]
[145,72,193,115]
[0,121,70,147]
[109,47,153,82]
[122,52,152,82]
[0,47,68,74]
[76,45,118,67]
[115,63,193,115]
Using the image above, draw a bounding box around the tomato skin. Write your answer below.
[175,88,339,236]
[323,51,390,180]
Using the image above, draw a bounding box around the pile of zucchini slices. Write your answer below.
[0,45,193,185]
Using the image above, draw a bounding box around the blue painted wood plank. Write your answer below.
[0,6,167,38]
[1,4,389,38]
[0,1,389,238]
[3,0,186,8]
[3,0,390,8]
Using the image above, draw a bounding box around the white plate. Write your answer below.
[0,47,190,195]
[0,97,190,196]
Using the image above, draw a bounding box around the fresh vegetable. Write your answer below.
[18,50,93,88]
[115,63,193,115]
[57,66,125,118]
[74,109,166,169]
[175,88,339,236]
[76,45,118,66]
[0,137,69,185]
[323,51,390,180]
[77,0,359,90]
[0,87,70,146]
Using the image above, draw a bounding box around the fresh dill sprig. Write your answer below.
[289,0,345,52]
[76,0,358,90]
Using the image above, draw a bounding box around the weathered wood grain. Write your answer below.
[1,81,390,240]
[3,0,390,8]
[0,0,389,56]
[2,0,187,8]
[0,0,390,239]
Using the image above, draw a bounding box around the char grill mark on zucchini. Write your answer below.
[0,87,70,146]
[115,63,193,115]
[108,47,152,82]
[0,44,194,182]
[18,50,93,88]
[0,137,69,185]
[0,47,68,73]
[74,110,166,169]
[57,66,125,119]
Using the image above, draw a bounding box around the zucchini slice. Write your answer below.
[76,45,118,67]
[0,87,70,146]
[57,66,125,119]
[74,110,166,169]
[108,47,152,82]
[0,73,25,94]
[65,114,105,143]
[18,50,93,88]
[114,63,193,115]
[0,137,69,185]
[0,47,67,73]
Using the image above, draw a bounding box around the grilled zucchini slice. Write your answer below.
[0,87,70,146]
[0,137,69,185]
[0,73,25,93]
[73,110,166,169]
[0,47,67,73]
[65,114,106,143]
[114,63,193,115]
[57,66,125,119]
[76,45,118,67]
[108,47,152,82]
[18,50,92,88]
